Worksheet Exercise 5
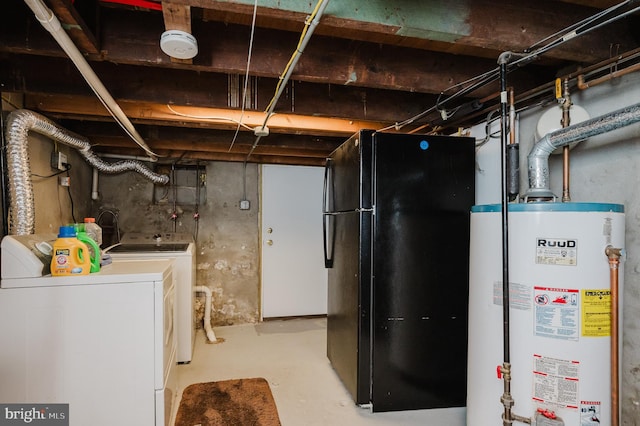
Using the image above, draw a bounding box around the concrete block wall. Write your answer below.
[97,161,261,326]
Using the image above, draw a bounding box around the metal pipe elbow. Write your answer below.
[524,135,557,200]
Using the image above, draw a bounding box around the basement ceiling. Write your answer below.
[1,0,639,166]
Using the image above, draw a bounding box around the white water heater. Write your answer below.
[467,202,624,426]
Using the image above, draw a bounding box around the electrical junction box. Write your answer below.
[51,151,67,171]
[253,126,269,137]
[239,200,250,210]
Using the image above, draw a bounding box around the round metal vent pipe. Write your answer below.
[525,101,640,201]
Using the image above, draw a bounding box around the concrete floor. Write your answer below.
[174,317,466,425]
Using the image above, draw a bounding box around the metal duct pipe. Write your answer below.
[561,79,572,202]
[525,102,640,200]
[5,109,169,235]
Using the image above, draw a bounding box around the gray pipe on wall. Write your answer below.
[4,109,169,235]
[524,102,640,200]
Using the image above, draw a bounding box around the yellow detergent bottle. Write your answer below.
[51,225,91,276]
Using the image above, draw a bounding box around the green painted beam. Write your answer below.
[172,0,638,64]
[190,0,473,43]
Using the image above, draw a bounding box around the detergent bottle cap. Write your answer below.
[58,225,77,238]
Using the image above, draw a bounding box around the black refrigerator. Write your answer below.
[323,130,475,412]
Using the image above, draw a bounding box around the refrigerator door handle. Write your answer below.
[323,159,334,268]
[322,158,332,214]
[324,210,362,216]
[323,214,334,268]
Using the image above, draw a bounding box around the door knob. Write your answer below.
[266,239,273,246]
[267,227,273,234]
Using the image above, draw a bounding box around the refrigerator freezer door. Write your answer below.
[370,133,475,412]
[324,130,374,213]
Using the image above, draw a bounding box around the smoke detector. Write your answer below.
[160,30,198,60]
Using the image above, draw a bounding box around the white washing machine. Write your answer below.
[106,232,196,364]
[0,234,178,426]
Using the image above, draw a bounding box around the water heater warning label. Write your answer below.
[581,401,602,425]
[582,289,611,337]
[532,354,580,409]
[536,237,577,266]
[534,286,579,341]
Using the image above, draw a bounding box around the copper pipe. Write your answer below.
[577,61,640,90]
[444,48,640,131]
[606,246,622,426]
[561,79,572,202]
[562,146,570,201]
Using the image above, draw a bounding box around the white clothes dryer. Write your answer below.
[0,236,178,426]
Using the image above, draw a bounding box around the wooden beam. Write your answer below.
[162,2,191,33]
[87,135,333,157]
[1,6,555,98]
[161,2,194,64]
[0,55,442,123]
[62,121,341,155]
[95,9,552,97]
[164,0,639,63]
[25,93,393,136]
[61,120,341,165]
[93,146,328,166]
[46,0,99,54]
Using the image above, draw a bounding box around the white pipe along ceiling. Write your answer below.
[22,0,159,160]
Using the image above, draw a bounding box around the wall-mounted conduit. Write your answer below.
[4,109,169,236]
[245,0,330,161]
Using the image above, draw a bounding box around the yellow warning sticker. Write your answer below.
[581,289,611,337]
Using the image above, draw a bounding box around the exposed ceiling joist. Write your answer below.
[46,0,99,54]
[161,1,194,64]
[25,93,392,136]
[1,0,638,164]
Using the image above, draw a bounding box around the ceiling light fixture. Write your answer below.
[160,30,198,60]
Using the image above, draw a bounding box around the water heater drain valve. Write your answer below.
[533,408,564,425]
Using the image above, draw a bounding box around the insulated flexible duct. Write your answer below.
[525,102,640,200]
[5,109,169,235]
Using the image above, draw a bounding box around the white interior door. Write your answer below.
[261,164,328,318]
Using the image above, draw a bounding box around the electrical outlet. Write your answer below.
[239,200,250,210]
[51,151,67,171]
[59,176,70,187]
